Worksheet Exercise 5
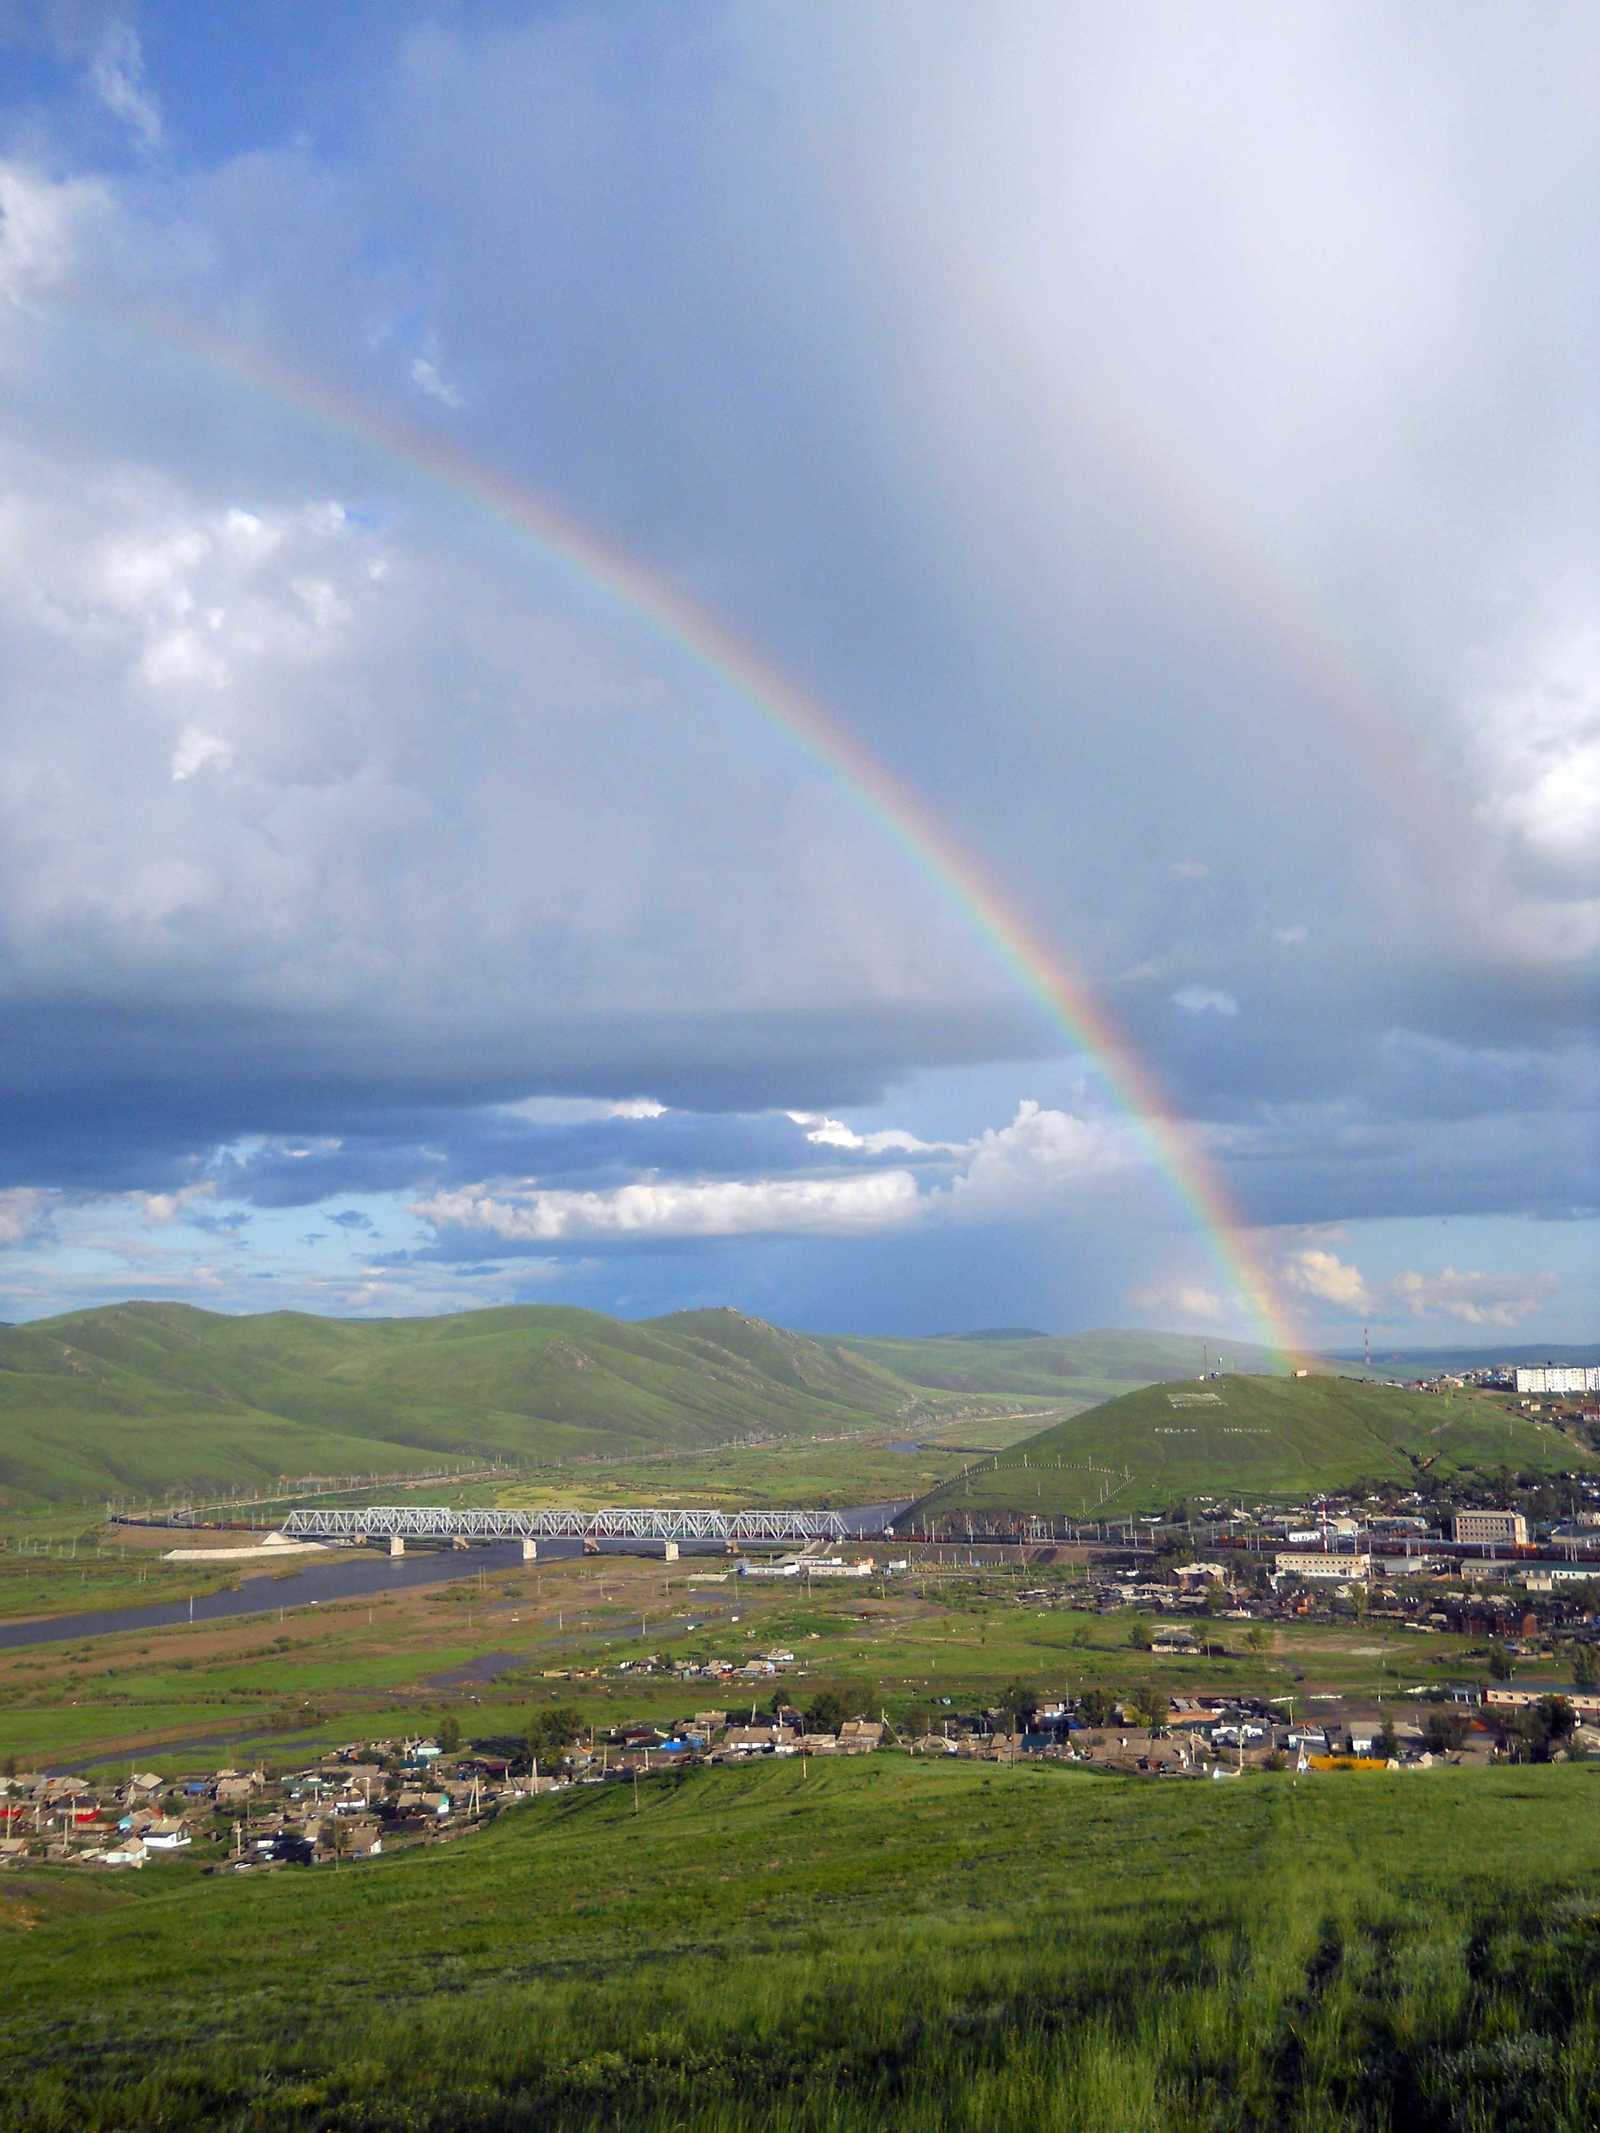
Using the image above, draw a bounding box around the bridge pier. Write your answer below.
[521,1538,538,1562]
[388,1535,405,1558]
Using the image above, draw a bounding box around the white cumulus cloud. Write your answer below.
[0,1186,49,1247]
[414,1168,921,1242]
[170,725,234,780]
[1280,1246,1373,1314]
[136,1180,215,1226]
[946,1100,1129,1218]
[1128,1280,1230,1325]
[1173,986,1240,1017]
[1390,1266,1559,1328]
[786,1110,958,1156]
[0,161,110,303]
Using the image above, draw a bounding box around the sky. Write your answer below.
[0,1,1594,1349]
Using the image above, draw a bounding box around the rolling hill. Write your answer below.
[0,1303,1307,1509]
[913,1372,1599,1521]
[0,1302,932,1505]
[830,1328,1287,1412]
[0,1303,1130,1507]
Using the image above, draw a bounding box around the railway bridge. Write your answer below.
[277,1504,878,1560]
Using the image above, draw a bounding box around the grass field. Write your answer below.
[917,1375,1596,1521]
[5,1755,1600,2129]
[492,1433,974,1512]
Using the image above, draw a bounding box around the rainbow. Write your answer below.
[68,299,1300,1359]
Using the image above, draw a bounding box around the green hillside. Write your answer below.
[8,1758,1600,2131]
[916,1372,1597,1520]
[0,1303,1274,1510]
[828,1327,1287,1417]
[0,1302,938,1506]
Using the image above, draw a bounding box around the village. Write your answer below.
[9,1453,1600,1876]
[9,1541,1600,1876]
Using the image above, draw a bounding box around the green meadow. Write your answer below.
[7,1756,1600,2130]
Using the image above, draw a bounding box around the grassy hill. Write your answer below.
[6,1757,1600,2130]
[915,1372,1597,1520]
[0,1302,938,1506]
[824,1327,1287,1413]
[0,1304,1280,1510]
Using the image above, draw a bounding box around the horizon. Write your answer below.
[1,1292,1593,1365]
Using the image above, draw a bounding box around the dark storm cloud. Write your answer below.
[0,995,1046,1200]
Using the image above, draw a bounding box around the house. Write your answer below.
[721,1724,798,1754]
[1173,1562,1231,1591]
[837,1719,883,1752]
[96,1838,147,1869]
[141,1820,191,1851]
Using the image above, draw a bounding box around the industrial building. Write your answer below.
[1452,1508,1530,1547]
[1273,1550,1372,1582]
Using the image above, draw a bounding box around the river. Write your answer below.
[0,1501,910,1654]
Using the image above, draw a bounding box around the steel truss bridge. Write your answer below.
[279,1505,863,1547]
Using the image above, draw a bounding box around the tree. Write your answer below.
[1423,1709,1470,1754]
[1077,1687,1117,1729]
[436,1713,463,1755]
[1487,1643,1515,1682]
[1130,1683,1168,1733]
[1377,1716,1398,1761]
[1538,1694,1577,1744]
[995,1681,1039,1730]
[1127,1616,1153,1651]
[524,1706,584,1771]
[805,1689,848,1736]
[1569,1643,1600,1691]
[1202,1580,1229,1617]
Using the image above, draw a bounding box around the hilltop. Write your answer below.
[914,1371,1598,1520]
[0,1303,1257,1508]
[824,1328,1286,1408]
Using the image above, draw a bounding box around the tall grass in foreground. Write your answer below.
[4,1760,1599,2131]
